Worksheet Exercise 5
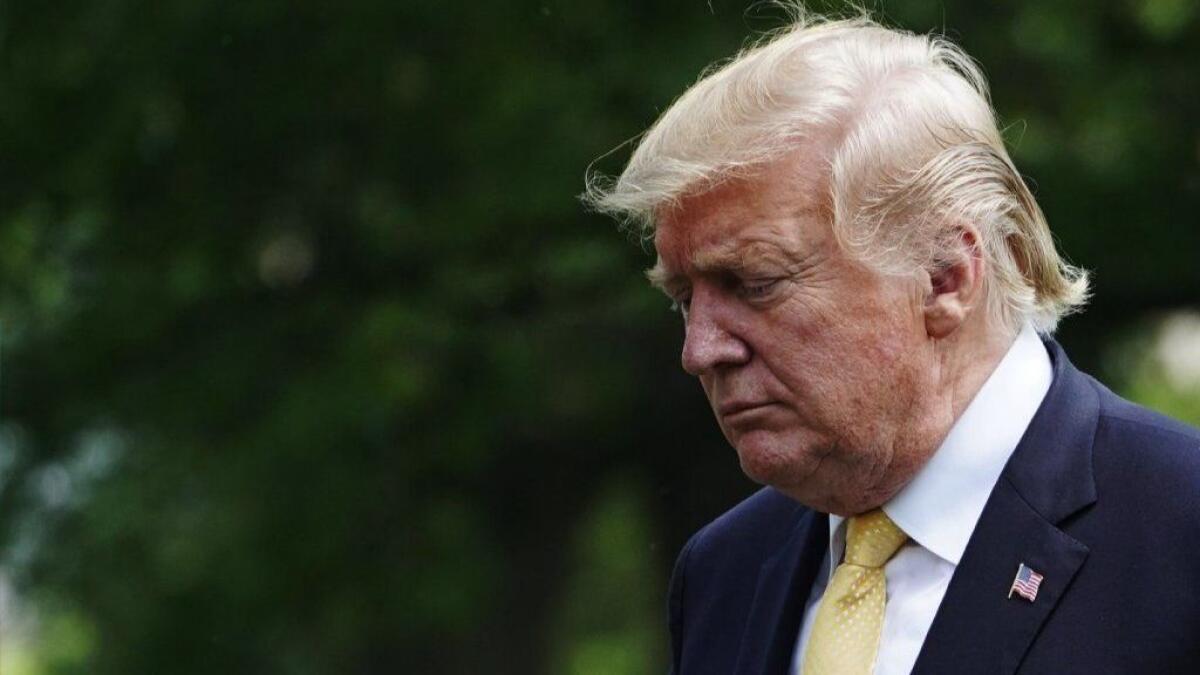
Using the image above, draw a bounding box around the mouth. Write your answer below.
[717,401,775,419]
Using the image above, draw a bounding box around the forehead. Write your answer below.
[653,153,831,271]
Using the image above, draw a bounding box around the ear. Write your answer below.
[924,224,984,340]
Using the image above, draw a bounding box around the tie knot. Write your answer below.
[844,509,907,568]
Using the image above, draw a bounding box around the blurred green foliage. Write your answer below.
[0,1,1196,673]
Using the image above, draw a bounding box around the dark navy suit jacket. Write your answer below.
[667,341,1200,674]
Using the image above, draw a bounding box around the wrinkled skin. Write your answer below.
[651,149,1003,515]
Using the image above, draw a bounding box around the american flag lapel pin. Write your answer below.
[1008,562,1044,602]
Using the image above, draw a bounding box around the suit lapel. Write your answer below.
[733,507,828,675]
[910,477,1089,674]
[912,340,1100,675]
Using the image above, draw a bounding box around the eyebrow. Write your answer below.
[645,259,680,293]
[647,248,738,292]
[647,239,804,293]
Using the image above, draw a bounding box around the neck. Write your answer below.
[849,318,1018,516]
[937,317,1018,424]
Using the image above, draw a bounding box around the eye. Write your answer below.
[739,278,780,299]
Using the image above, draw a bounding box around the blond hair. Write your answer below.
[583,10,1088,333]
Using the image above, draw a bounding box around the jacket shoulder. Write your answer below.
[667,488,816,673]
[1089,375,1200,471]
[1085,376,1200,533]
[685,487,811,565]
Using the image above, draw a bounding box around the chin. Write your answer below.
[732,430,882,514]
[732,429,820,490]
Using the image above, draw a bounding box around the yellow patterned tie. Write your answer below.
[801,509,908,675]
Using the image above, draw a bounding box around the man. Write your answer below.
[585,12,1200,675]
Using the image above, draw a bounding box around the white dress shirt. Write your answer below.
[791,323,1053,675]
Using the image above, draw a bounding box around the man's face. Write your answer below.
[652,152,940,515]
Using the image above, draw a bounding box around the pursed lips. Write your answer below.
[717,400,775,418]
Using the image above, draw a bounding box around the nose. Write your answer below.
[681,288,751,376]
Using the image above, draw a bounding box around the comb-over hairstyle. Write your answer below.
[584,10,1089,334]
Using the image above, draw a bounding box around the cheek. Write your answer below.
[792,311,918,417]
[830,280,923,364]
[843,328,926,429]
[749,305,845,398]
[749,281,920,395]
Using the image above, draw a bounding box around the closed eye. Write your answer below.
[739,278,782,300]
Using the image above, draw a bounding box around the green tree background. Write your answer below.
[0,1,1197,673]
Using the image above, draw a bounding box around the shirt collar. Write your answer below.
[826,323,1052,567]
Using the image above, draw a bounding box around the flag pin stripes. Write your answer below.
[1008,563,1044,602]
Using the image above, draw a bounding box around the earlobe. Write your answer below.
[925,289,968,339]
[923,226,983,340]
